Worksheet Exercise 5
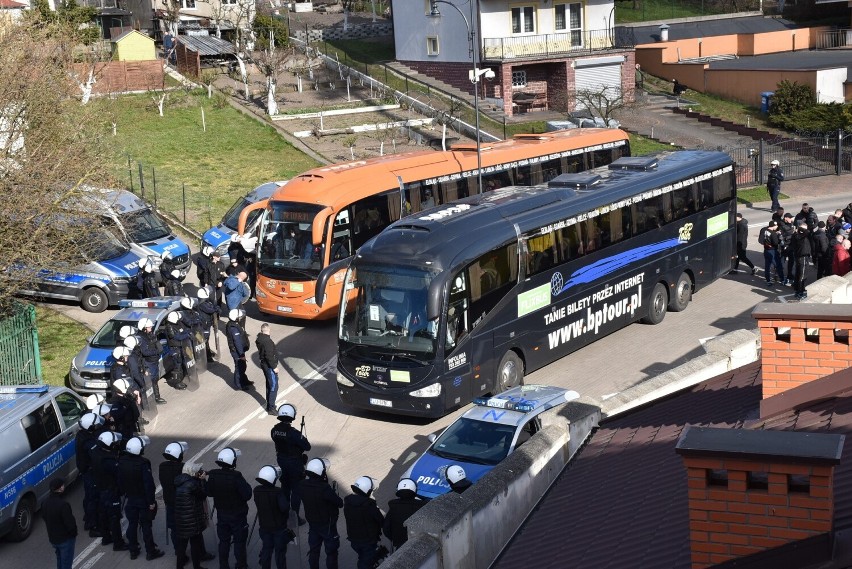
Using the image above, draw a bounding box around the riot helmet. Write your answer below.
[166,311,181,324]
[396,478,417,497]
[256,465,281,485]
[180,297,193,310]
[125,435,150,456]
[276,403,296,422]
[163,441,188,461]
[79,412,104,431]
[138,317,155,331]
[306,458,330,478]
[446,465,467,485]
[216,447,241,468]
[98,431,122,449]
[352,476,376,497]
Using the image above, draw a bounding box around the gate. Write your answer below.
[0,303,42,386]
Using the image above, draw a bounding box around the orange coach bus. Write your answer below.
[237,128,630,320]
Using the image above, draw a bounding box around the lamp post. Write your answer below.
[430,0,485,194]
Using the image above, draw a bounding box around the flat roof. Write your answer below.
[707,49,852,72]
[623,15,798,45]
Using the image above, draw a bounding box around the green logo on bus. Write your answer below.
[518,283,551,317]
[707,213,727,238]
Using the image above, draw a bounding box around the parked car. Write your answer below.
[403,385,578,499]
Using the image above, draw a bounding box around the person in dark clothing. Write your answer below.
[761,221,785,286]
[794,202,819,232]
[778,213,795,285]
[197,287,219,361]
[672,78,687,96]
[446,465,472,494]
[767,159,784,212]
[827,215,841,241]
[253,466,296,569]
[141,263,160,298]
[771,207,785,225]
[343,476,384,569]
[160,441,187,557]
[733,213,755,274]
[813,221,832,279]
[227,239,247,273]
[117,436,165,561]
[164,311,191,389]
[76,413,104,537]
[226,256,248,278]
[271,404,311,524]
[256,323,281,413]
[160,250,180,282]
[137,317,169,395]
[174,462,210,569]
[226,309,252,390]
[207,447,252,569]
[165,269,185,297]
[43,477,77,569]
[842,202,852,225]
[124,334,165,404]
[196,247,213,288]
[108,377,142,437]
[90,431,128,550]
[301,458,342,569]
[790,223,812,300]
[382,478,424,550]
[206,251,228,306]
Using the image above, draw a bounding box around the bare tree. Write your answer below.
[572,85,632,123]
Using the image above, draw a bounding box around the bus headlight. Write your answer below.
[410,383,441,398]
[304,295,327,304]
[336,371,354,387]
[256,290,267,299]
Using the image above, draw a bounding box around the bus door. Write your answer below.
[443,272,475,406]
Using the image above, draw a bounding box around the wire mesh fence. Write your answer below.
[0,303,42,386]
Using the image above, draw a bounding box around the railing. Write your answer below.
[815,29,852,50]
[483,28,634,61]
[0,303,42,387]
[79,0,121,8]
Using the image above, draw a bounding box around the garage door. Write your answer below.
[574,56,624,108]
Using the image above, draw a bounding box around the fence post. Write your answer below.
[836,129,843,175]
[384,64,388,84]
[405,76,409,95]
[152,167,158,208]
[128,156,134,192]
[138,163,145,198]
[503,116,507,140]
[758,138,765,184]
[182,183,187,223]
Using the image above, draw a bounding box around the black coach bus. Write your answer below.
[318,151,737,418]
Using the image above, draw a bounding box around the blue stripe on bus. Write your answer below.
[0,438,76,511]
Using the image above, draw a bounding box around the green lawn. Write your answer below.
[94,91,320,234]
[36,306,90,387]
[630,133,676,155]
[737,186,789,206]
[614,0,755,24]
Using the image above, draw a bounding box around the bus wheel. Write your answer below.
[80,288,108,313]
[642,282,668,325]
[8,495,34,542]
[496,351,524,393]
[669,273,692,312]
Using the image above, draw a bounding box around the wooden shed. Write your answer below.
[112,30,156,62]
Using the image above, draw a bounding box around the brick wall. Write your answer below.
[293,22,393,42]
[72,61,164,95]
[399,60,477,97]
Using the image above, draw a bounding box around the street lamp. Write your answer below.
[430,0,486,194]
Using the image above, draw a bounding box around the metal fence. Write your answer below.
[0,303,42,386]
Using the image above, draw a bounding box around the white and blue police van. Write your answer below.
[404,385,578,500]
[201,181,286,261]
[69,298,183,394]
[0,385,87,541]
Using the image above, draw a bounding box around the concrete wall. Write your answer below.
[816,67,847,104]
[704,69,815,107]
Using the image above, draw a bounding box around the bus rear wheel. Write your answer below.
[642,282,668,325]
[496,351,524,393]
[669,272,692,312]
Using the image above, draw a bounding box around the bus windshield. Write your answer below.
[221,197,252,231]
[257,202,325,280]
[339,264,439,361]
[119,209,171,242]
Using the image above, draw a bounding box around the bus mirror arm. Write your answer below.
[427,272,451,322]
[315,258,351,308]
[236,199,269,236]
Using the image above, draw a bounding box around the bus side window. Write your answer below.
[582,218,602,254]
[608,206,632,243]
[352,193,391,249]
[331,210,353,261]
[441,180,459,203]
[564,156,582,174]
[468,243,518,325]
[525,233,558,277]
[529,163,544,185]
[672,185,697,219]
[557,224,581,261]
[541,158,561,182]
[514,166,532,186]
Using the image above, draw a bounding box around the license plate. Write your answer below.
[85,380,108,389]
[277,306,293,313]
[370,398,392,408]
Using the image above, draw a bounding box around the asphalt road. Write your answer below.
[3,194,848,569]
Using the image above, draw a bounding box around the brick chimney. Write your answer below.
[676,426,844,569]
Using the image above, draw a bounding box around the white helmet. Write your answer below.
[197,287,210,300]
[125,435,150,456]
[202,245,214,257]
[161,250,173,260]
[138,317,155,330]
[166,311,181,324]
[276,403,296,421]
[163,441,188,461]
[446,465,467,485]
[112,346,130,360]
[98,431,122,449]
[123,335,138,350]
[137,257,148,269]
[180,297,194,310]
[771,159,780,166]
[257,465,281,485]
[170,269,181,279]
[216,447,241,468]
[119,325,136,339]
[143,262,154,274]
[306,458,330,477]
[352,476,376,497]
[228,309,244,321]
[86,393,105,410]
[92,403,112,417]
[396,478,417,495]
[79,412,104,431]
[112,378,130,394]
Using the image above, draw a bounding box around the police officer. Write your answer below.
[197,287,218,361]
[208,251,227,306]
[196,246,213,288]
[118,436,165,561]
[164,311,191,389]
[141,262,160,298]
[160,250,179,282]
[90,431,127,551]
[165,269,185,297]
[446,465,472,494]
[343,476,384,569]
[207,447,252,569]
[109,377,142,437]
[382,478,424,550]
[253,466,295,569]
[137,317,175,397]
[301,459,342,569]
[126,335,165,404]
[77,412,105,537]
[226,309,252,390]
[270,404,310,523]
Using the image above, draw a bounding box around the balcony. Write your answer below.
[79,0,121,9]
[482,28,635,61]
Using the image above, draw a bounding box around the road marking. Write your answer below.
[78,552,105,569]
[72,540,102,569]
[601,392,619,400]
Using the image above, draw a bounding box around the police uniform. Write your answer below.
[253,478,293,569]
[382,492,424,549]
[164,318,192,388]
[137,330,163,388]
[158,457,184,554]
[225,319,250,389]
[75,426,102,533]
[142,270,160,298]
[117,452,162,559]
[197,298,218,359]
[270,422,310,516]
[164,274,184,297]
[89,443,127,550]
[301,474,342,569]
[343,490,384,569]
[207,466,252,569]
[128,339,164,404]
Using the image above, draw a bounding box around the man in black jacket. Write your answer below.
[767,159,784,212]
[256,323,281,414]
[43,477,78,569]
[76,413,104,536]
[164,311,191,390]
[197,288,219,362]
[762,221,785,287]
[271,404,311,524]
[159,441,187,557]
[137,317,170,394]
[301,458,342,569]
[382,478,424,550]
[343,476,384,569]
[226,309,252,390]
[794,202,819,232]
[790,223,813,300]
[778,212,796,285]
[174,462,209,569]
[118,436,165,561]
[207,447,252,569]
[253,466,296,569]
[813,221,832,279]
[90,431,128,551]
[733,213,756,275]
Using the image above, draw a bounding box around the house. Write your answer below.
[0,0,27,26]
[77,0,133,40]
[120,0,254,45]
[391,0,636,117]
[494,301,852,569]
[112,29,156,61]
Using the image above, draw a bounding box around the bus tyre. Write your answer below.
[669,273,692,312]
[81,288,108,313]
[8,495,34,541]
[496,351,524,393]
[642,282,668,325]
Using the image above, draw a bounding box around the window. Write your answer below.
[427,36,439,56]
[525,232,559,277]
[511,6,536,34]
[512,70,527,88]
[222,0,237,4]
[468,243,518,325]
[55,393,85,429]
[352,192,392,249]
[514,419,539,448]
[182,0,196,8]
[555,3,583,45]
[22,403,60,452]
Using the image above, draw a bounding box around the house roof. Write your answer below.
[113,29,154,43]
[493,362,852,569]
[177,35,236,57]
[621,16,798,46]
[0,0,27,8]
[706,50,852,73]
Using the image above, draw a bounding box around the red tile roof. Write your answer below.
[0,0,27,8]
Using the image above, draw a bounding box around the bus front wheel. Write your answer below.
[642,282,668,325]
[669,273,692,312]
[496,351,524,393]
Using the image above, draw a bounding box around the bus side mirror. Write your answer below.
[312,207,333,246]
[315,258,350,308]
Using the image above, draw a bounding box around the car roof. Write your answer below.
[461,385,572,427]
[111,297,183,322]
[0,386,69,415]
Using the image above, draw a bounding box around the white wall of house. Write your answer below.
[815,67,847,104]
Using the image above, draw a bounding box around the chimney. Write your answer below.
[677,426,843,569]
[659,23,670,42]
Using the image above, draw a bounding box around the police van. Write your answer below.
[0,385,87,541]
[201,181,287,261]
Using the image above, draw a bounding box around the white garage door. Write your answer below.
[575,56,624,108]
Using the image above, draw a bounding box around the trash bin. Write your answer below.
[760,91,774,114]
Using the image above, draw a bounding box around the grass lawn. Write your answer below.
[736,186,790,206]
[36,306,90,388]
[630,133,676,155]
[614,0,738,23]
[94,91,320,234]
